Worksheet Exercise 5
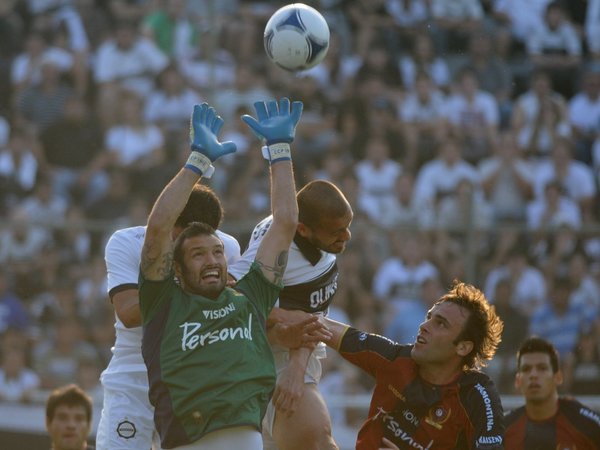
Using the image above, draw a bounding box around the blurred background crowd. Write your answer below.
[0,0,599,436]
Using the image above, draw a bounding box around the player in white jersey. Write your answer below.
[229,179,353,450]
[96,183,241,450]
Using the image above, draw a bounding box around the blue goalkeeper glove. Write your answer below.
[186,103,237,177]
[241,98,303,164]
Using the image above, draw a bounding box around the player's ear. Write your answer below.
[514,372,522,390]
[297,222,309,237]
[174,261,183,279]
[554,369,564,386]
[456,340,473,357]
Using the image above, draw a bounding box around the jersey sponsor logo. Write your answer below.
[476,435,502,446]
[180,314,253,351]
[580,407,600,426]
[402,409,420,427]
[202,302,236,319]
[380,410,434,450]
[387,384,406,402]
[116,419,136,439]
[474,383,495,431]
[309,274,338,309]
[425,406,451,429]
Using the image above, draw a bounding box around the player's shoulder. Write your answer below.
[216,229,239,246]
[108,225,147,244]
[458,370,503,406]
[559,397,600,426]
[105,226,146,254]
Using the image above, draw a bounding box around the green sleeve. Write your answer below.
[138,271,176,324]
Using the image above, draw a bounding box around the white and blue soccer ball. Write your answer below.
[264,3,330,72]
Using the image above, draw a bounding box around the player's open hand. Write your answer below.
[189,103,236,162]
[272,315,332,349]
[241,97,303,145]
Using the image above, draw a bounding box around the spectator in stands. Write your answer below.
[213,65,273,123]
[460,32,514,128]
[532,138,597,221]
[566,251,600,320]
[564,327,600,395]
[10,28,73,96]
[413,136,480,220]
[436,176,493,232]
[384,0,429,55]
[20,174,68,225]
[399,32,451,92]
[377,172,423,230]
[492,0,551,51]
[399,70,446,171]
[15,55,74,133]
[343,0,397,58]
[568,68,600,165]
[484,244,547,318]
[384,275,443,346]
[33,316,98,390]
[354,136,402,224]
[0,206,51,268]
[46,383,94,450]
[586,0,600,60]
[39,95,105,204]
[101,90,167,202]
[529,277,590,362]
[141,0,197,60]
[429,0,484,54]
[512,69,571,160]
[0,127,40,213]
[0,344,39,403]
[526,1,582,99]
[479,131,534,223]
[0,270,30,335]
[144,64,202,143]
[443,67,500,164]
[526,180,582,233]
[93,19,169,126]
[373,232,439,317]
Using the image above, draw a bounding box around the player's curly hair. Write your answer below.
[439,280,504,370]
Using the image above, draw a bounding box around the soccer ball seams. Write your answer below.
[263,3,329,72]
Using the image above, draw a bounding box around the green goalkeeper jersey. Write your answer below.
[139,262,280,449]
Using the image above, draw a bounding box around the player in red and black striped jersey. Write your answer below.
[505,337,600,449]
[321,281,505,449]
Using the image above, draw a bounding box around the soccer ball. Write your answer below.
[264,3,330,72]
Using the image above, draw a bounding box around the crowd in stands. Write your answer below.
[0,0,599,433]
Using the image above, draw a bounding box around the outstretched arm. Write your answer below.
[141,104,236,280]
[320,317,351,351]
[241,98,302,284]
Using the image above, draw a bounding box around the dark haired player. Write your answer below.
[505,336,600,449]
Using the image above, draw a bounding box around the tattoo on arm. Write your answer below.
[141,243,174,279]
[257,250,289,284]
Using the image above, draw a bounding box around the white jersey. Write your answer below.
[229,216,339,359]
[102,225,241,379]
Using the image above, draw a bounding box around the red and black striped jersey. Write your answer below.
[504,397,600,450]
[338,327,505,449]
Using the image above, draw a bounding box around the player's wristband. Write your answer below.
[185,151,215,178]
[261,143,291,164]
